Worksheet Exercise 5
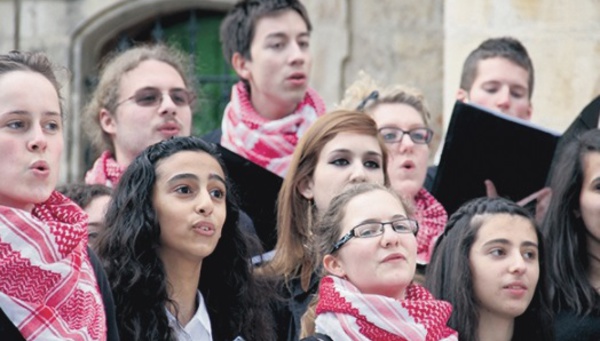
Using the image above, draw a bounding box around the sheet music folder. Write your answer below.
[432,101,561,215]
[215,145,282,252]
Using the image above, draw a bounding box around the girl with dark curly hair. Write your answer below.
[97,136,275,340]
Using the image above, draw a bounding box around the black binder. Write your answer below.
[216,145,282,251]
[432,101,561,215]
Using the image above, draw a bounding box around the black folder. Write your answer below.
[215,145,282,251]
[432,101,561,215]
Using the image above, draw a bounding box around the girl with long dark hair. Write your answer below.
[97,136,274,340]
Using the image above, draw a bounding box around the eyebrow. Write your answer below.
[482,238,538,248]
[357,214,407,225]
[4,110,61,117]
[329,149,383,158]
[166,172,226,186]
[265,31,310,40]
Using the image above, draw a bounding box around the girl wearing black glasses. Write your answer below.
[340,72,446,275]
[302,183,457,341]
[426,197,553,341]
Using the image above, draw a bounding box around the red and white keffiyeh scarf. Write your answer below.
[0,191,106,341]
[414,189,447,265]
[221,81,326,177]
[315,276,457,341]
[84,151,124,188]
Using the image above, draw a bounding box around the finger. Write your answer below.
[484,179,498,198]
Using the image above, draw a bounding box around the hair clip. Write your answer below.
[356,90,379,111]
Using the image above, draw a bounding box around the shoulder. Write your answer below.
[300,333,333,341]
[555,310,600,341]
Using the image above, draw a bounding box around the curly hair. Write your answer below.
[338,71,432,127]
[542,129,600,315]
[83,44,195,155]
[426,197,553,341]
[96,136,275,340]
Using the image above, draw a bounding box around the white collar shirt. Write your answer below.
[166,291,212,341]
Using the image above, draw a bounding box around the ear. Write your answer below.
[231,52,251,81]
[323,254,346,278]
[298,177,315,200]
[456,88,469,103]
[99,108,117,136]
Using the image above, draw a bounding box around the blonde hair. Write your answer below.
[83,44,194,155]
[339,71,431,127]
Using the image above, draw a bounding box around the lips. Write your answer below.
[157,121,181,136]
[503,281,528,296]
[287,72,307,86]
[30,160,50,176]
[192,221,215,237]
[400,160,415,170]
[382,253,406,263]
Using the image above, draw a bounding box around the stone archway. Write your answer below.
[66,0,235,181]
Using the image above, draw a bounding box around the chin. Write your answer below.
[392,182,420,200]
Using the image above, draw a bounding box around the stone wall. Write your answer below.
[3,0,600,180]
[444,0,600,133]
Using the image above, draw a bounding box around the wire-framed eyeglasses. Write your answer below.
[331,217,419,253]
[378,127,433,144]
[116,87,195,108]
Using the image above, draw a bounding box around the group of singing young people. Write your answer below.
[1,0,600,340]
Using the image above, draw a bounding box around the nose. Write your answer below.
[396,133,415,154]
[196,190,214,216]
[158,91,177,116]
[349,164,367,183]
[27,125,48,152]
[289,41,307,66]
[380,224,400,248]
[508,252,527,275]
[495,87,511,111]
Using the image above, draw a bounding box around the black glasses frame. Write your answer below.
[331,217,419,253]
[378,127,434,144]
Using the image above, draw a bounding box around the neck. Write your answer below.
[587,235,600,292]
[112,147,133,170]
[477,309,514,341]
[161,252,203,326]
[250,93,299,121]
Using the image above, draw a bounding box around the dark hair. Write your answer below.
[543,129,600,315]
[426,197,553,341]
[96,136,275,340]
[220,0,312,65]
[0,50,63,114]
[460,37,534,99]
[57,183,112,209]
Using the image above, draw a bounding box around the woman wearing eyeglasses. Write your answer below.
[301,183,457,341]
[258,110,388,341]
[425,197,553,341]
[83,44,195,187]
[340,72,446,273]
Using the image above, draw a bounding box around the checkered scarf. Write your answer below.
[84,151,124,188]
[0,191,106,340]
[315,276,457,341]
[221,82,326,177]
[414,189,447,265]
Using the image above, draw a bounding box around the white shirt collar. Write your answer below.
[166,291,212,341]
